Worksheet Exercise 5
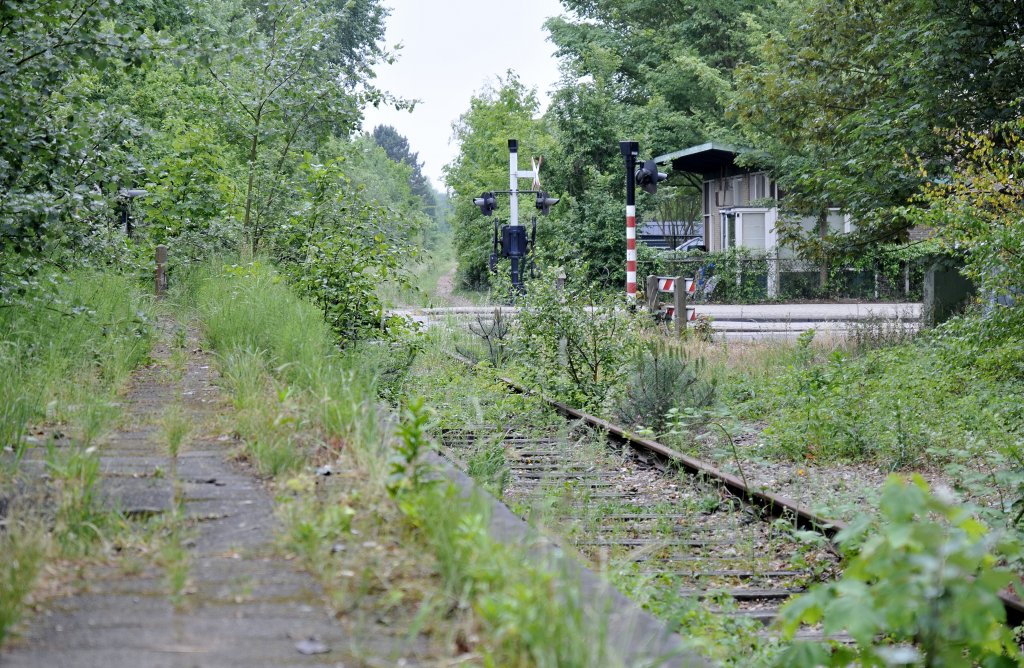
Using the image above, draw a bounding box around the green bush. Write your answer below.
[511,268,645,413]
[616,339,717,432]
[776,476,1021,667]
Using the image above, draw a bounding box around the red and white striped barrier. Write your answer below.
[657,277,695,295]
[658,305,697,321]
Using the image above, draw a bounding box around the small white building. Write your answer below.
[654,143,851,296]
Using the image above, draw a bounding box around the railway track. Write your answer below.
[439,424,839,639]
[435,350,1024,649]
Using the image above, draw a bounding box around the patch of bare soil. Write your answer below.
[435,267,475,307]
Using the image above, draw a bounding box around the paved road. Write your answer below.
[391,302,923,341]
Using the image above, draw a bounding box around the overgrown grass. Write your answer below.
[180,260,621,665]
[0,271,153,470]
[0,270,155,647]
[0,522,47,646]
[390,401,615,668]
[718,325,1024,472]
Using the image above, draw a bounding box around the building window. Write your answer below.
[740,212,767,249]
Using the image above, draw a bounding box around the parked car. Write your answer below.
[673,237,705,252]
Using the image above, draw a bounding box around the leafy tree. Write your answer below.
[371,125,434,208]
[202,0,359,251]
[443,73,555,289]
[534,0,792,287]
[0,0,158,301]
[343,134,433,246]
[733,0,1024,260]
[914,118,1024,332]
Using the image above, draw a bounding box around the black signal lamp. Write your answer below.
[635,159,667,195]
[535,191,559,216]
[473,191,497,216]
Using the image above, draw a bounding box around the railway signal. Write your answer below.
[635,159,667,195]
[619,141,669,301]
[473,191,497,216]
[479,139,559,292]
[535,191,559,215]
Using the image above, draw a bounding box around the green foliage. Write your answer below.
[776,475,1021,667]
[443,73,556,290]
[734,0,1024,251]
[616,339,716,432]
[184,261,398,480]
[511,269,645,412]
[198,0,392,251]
[285,497,356,564]
[726,321,1024,480]
[400,484,612,668]
[0,0,157,296]
[273,159,415,344]
[465,435,511,499]
[2,0,428,329]
[386,397,437,498]
[0,271,152,468]
[46,444,125,556]
[0,523,47,647]
[370,124,441,229]
[914,118,1024,333]
[188,262,334,376]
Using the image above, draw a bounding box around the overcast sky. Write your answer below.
[360,0,566,190]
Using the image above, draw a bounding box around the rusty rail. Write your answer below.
[448,351,1024,627]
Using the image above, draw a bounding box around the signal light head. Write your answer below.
[473,191,497,216]
[635,159,668,195]
[535,191,559,216]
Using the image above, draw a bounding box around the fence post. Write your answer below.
[645,275,658,313]
[155,244,168,297]
[674,275,686,337]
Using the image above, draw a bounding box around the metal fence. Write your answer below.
[645,253,928,303]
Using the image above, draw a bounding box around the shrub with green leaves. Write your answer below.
[616,339,717,432]
[511,269,645,413]
[775,475,1021,667]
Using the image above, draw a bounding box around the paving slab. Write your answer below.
[1,320,350,668]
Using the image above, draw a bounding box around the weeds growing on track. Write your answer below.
[181,260,616,664]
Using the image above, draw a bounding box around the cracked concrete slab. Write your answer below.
[1,319,355,668]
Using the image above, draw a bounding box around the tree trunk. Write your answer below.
[242,118,261,253]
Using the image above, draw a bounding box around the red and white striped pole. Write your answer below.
[620,141,639,302]
[626,204,637,300]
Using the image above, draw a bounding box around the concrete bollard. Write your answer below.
[673,275,686,337]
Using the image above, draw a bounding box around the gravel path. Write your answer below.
[434,266,475,307]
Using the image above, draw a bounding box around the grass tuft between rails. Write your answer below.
[180,260,630,666]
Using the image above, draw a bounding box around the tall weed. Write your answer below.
[0,522,47,645]
[0,271,153,468]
